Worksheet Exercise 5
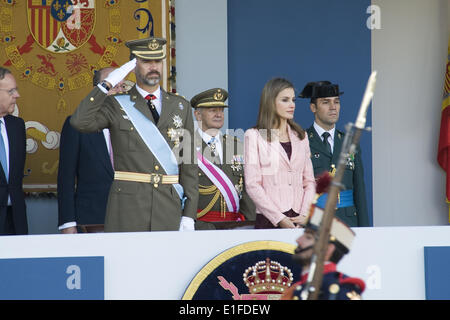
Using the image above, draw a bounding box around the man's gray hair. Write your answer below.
[0,67,11,81]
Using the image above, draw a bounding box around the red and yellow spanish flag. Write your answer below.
[437,38,450,221]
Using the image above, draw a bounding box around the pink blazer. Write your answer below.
[244,126,316,226]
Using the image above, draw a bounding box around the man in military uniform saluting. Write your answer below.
[191,88,255,230]
[299,81,369,227]
[70,37,198,232]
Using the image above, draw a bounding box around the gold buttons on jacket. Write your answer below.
[329,284,340,294]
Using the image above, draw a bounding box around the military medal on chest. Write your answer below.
[209,139,218,157]
[235,176,244,199]
[346,153,355,170]
[231,155,244,199]
[330,164,336,177]
[167,114,183,147]
[231,154,243,172]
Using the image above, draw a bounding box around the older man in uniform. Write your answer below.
[191,88,255,230]
[70,37,198,232]
[299,81,369,227]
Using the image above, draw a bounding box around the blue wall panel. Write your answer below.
[424,247,450,300]
[228,0,372,224]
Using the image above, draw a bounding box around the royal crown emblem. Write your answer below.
[243,258,294,294]
[217,258,294,300]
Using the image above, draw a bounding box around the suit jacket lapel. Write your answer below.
[157,90,173,129]
[332,130,343,165]
[308,126,332,158]
[274,140,290,167]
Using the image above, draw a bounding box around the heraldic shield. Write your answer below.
[27,0,95,53]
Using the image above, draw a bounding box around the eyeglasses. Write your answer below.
[0,88,18,96]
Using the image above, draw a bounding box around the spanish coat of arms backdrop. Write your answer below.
[0,0,175,190]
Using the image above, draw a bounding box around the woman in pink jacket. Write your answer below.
[244,78,316,229]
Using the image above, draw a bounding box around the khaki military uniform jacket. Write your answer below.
[195,131,255,230]
[70,86,198,232]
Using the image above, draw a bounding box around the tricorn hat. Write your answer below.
[125,37,166,60]
[190,88,228,108]
[299,81,343,99]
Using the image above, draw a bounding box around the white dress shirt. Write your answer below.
[313,122,335,152]
[135,85,162,116]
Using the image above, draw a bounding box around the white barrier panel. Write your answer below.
[1,226,450,299]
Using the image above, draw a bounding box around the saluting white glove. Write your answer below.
[97,58,136,92]
[179,216,195,231]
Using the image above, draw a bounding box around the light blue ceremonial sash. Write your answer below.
[114,95,186,208]
[316,189,354,209]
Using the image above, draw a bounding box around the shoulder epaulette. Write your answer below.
[167,91,188,102]
[339,276,365,293]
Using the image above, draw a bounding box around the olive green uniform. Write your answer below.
[70,86,198,232]
[195,131,256,230]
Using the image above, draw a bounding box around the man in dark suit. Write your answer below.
[57,67,123,234]
[0,67,27,235]
[70,37,198,232]
[299,81,369,227]
[191,88,255,230]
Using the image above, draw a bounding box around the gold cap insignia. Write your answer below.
[148,39,160,50]
[213,90,224,101]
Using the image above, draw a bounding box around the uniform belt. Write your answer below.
[316,190,354,209]
[114,171,179,184]
[197,210,245,222]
